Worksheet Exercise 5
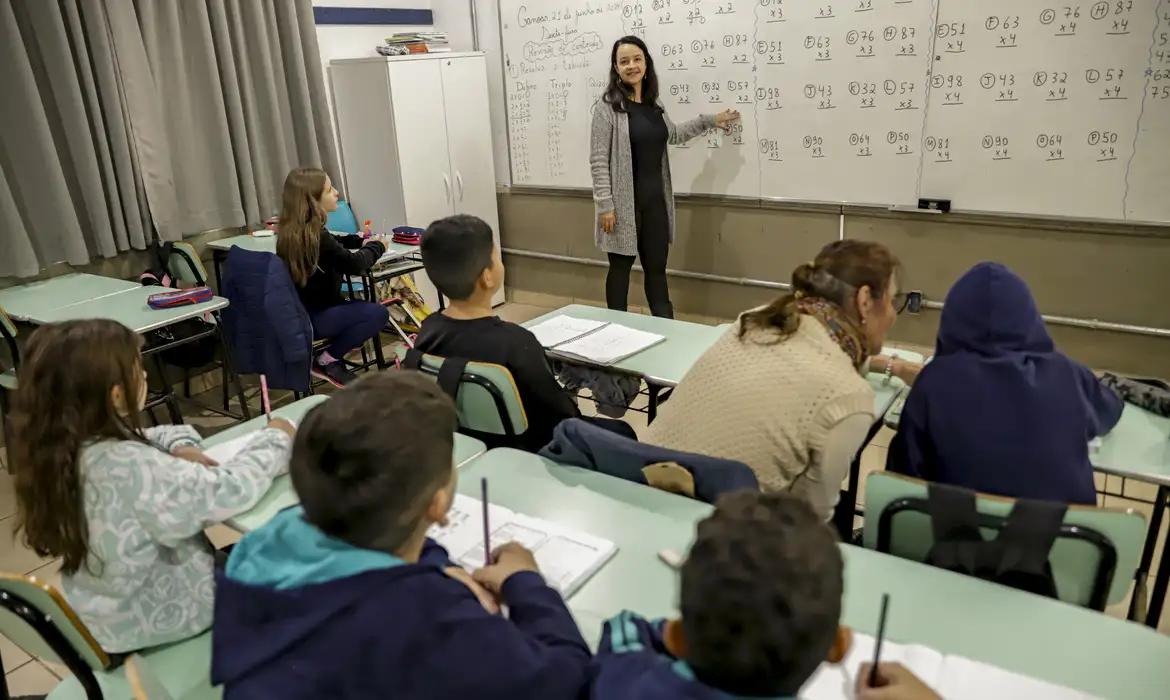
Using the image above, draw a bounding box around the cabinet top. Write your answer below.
[330,51,485,66]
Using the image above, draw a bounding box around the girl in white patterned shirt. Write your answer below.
[9,319,294,654]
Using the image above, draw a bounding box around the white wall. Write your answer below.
[312,1,432,192]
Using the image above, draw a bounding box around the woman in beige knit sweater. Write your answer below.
[644,240,920,521]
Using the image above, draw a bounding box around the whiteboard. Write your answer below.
[498,0,1170,223]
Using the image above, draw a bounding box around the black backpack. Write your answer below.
[923,483,1067,599]
[139,242,219,369]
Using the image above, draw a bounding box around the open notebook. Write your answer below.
[527,315,664,366]
[202,424,296,471]
[801,633,1100,700]
[428,494,617,598]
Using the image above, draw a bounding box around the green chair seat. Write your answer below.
[863,472,1146,609]
[0,369,15,391]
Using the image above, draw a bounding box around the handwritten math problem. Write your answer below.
[500,0,1170,222]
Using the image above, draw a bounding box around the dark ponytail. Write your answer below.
[602,35,661,113]
[738,241,900,342]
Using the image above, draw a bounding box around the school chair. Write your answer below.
[0,572,212,700]
[399,349,528,441]
[863,472,1146,611]
[0,305,19,448]
[126,655,221,700]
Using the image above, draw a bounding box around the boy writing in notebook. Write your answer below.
[590,491,939,700]
[415,214,584,452]
[211,372,591,699]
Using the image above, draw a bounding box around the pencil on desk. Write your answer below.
[869,593,891,688]
[481,478,492,566]
[259,374,272,421]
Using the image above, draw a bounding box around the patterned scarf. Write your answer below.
[795,295,869,371]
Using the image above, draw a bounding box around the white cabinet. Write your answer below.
[330,52,505,307]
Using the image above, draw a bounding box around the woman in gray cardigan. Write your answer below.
[589,35,739,318]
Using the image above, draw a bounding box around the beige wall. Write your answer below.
[499,189,1170,377]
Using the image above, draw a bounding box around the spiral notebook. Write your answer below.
[428,494,617,598]
[527,315,664,366]
[801,633,1100,700]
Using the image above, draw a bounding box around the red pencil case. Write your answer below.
[147,286,213,309]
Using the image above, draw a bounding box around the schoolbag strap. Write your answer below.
[994,499,1068,575]
[925,482,983,574]
[436,357,468,401]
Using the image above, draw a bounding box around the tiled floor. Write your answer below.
[0,298,1167,693]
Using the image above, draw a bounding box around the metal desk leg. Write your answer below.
[152,355,184,424]
[1144,485,1170,628]
[212,250,226,291]
[1129,484,1166,621]
[647,384,662,424]
[214,311,252,421]
[834,453,864,541]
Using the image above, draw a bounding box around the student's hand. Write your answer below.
[445,566,501,614]
[171,446,219,468]
[715,109,741,131]
[599,211,616,234]
[362,235,385,247]
[893,359,924,386]
[266,418,297,439]
[471,542,541,594]
[856,663,942,700]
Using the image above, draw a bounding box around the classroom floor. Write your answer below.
[0,298,1166,693]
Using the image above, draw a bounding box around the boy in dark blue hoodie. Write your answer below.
[887,262,1123,505]
[590,491,940,700]
[211,371,591,699]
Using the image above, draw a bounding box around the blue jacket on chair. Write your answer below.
[221,247,314,392]
[539,418,758,503]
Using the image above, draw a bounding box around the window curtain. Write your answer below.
[131,0,340,234]
[0,0,339,279]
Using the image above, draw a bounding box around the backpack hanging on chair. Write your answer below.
[139,241,219,369]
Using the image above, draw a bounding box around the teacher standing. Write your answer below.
[589,36,740,318]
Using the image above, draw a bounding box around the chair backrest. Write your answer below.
[326,200,359,235]
[0,572,109,697]
[0,304,18,371]
[863,472,1146,609]
[400,349,527,436]
[168,242,210,288]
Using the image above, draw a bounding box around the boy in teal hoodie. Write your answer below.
[211,371,591,699]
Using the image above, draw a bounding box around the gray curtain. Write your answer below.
[0,0,338,279]
[132,0,340,234]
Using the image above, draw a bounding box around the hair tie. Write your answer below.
[806,260,817,270]
[794,291,805,300]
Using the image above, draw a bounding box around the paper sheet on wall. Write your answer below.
[550,324,665,366]
[428,494,617,598]
[800,633,1099,700]
[527,316,609,348]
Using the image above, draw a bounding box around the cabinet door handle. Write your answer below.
[443,174,451,202]
[456,171,465,200]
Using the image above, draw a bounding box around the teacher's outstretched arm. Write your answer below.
[663,108,741,145]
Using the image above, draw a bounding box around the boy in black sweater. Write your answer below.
[415,214,582,452]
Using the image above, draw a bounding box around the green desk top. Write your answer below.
[31,286,228,332]
[522,305,726,387]
[1092,405,1170,487]
[463,448,1170,700]
[208,233,420,264]
[0,273,140,322]
[212,396,488,532]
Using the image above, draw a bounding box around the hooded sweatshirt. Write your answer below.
[211,507,591,700]
[886,263,1122,505]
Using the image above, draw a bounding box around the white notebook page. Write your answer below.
[552,324,665,366]
[527,316,608,348]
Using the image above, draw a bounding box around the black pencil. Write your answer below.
[481,478,492,566]
[869,593,891,688]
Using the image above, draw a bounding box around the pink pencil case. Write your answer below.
[147,287,213,309]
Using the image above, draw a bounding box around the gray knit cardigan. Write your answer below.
[589,98,716,257]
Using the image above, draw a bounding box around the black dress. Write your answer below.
[606,100,674,318]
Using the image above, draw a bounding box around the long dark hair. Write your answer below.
[10,320,149,575]
[739,240,900,342]
[602,35,660,113]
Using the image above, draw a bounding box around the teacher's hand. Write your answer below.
[599,211,616,233]
[715,109,741,132]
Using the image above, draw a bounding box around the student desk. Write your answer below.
[206,233,423,295]
[0,273,140,323]
[462,448,1170,700]
[5,285,250,425]
[213,395,488,533]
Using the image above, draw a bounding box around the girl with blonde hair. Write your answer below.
[277,167,387,387]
